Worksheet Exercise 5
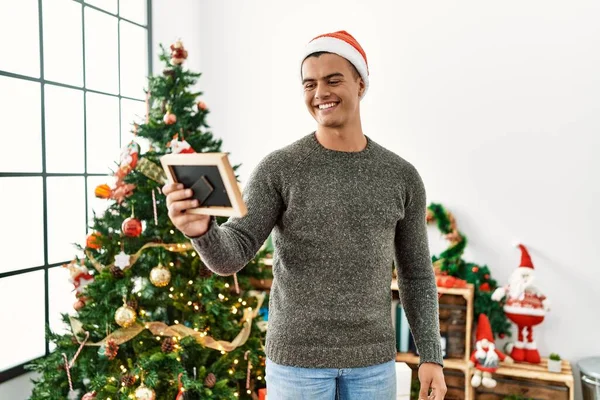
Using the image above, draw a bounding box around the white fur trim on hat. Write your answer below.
[301,36,369,98]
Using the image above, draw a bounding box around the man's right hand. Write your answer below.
[163,183,211,238]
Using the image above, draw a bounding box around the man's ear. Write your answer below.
[358,77,366,97]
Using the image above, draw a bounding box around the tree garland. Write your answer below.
[426,203,511,338]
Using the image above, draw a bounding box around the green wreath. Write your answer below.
[427,203,511,338]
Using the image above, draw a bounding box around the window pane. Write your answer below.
[45,85,85,173]
[120,98,149,151]
[43,0,83,86]
[0,77,42,172]
[0,271,46,370]
[48,265,79,338]
[0,0,39,77]
[85,0,117,14]
[47,177,86,265]
[87,175,111,226]
[119,0,147,25]
[86,92,120,173]
[85,7,118,94]
[120,21,147,99]
[0,178,44,273]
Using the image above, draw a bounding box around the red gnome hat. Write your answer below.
[476,313,495,343]
[517,243,534,269]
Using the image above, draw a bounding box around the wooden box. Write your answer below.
[472,358,574,400]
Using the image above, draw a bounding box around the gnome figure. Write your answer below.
[469,314,513,388]
[492,244,550,364]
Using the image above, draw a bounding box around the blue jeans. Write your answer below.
[265,358,396,400]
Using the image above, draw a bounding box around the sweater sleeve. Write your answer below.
[189,153,283,275]
[394,166,443,367]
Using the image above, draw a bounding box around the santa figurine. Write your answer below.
[64,260,94,310]
[469,313,513,388]
[491,244,550,364]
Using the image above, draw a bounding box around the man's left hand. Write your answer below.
[418,362,447,399]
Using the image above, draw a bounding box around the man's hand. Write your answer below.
[418,362,446,400]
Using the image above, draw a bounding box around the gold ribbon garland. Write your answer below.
[85,241,193,273]
[70,292,265,352]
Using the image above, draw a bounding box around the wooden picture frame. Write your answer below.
[160,153,247,218]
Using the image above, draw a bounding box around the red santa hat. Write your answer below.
[517,243,534,270]
[476,313,495,343]
[300,30,369,98]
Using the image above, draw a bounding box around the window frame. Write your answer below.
[0,0,153,383]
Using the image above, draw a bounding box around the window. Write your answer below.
[0,0,151,382]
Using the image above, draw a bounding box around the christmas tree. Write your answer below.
[27,41,272,400]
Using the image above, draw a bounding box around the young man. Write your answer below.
[163,30,446,400]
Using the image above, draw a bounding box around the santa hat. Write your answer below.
[517,243,534,270]
[300,30,369,98]
[476,313,494,343]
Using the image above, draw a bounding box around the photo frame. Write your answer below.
[160,153,247,218]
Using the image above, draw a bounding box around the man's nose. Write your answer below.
[315,83,331,99]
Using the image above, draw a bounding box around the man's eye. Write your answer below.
[304,84,315,90]
[329,80,340,85]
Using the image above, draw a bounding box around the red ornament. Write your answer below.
[479,282,491,292]
[122,217,142,237]
[499,333,506,339]
[163,112,177,125]
[472,266,479,273]
[86,233,102,249]
[197,101,208,111]
[484,274,490,279]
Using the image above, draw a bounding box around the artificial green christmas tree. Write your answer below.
[28,41,272,400]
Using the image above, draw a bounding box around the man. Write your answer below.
[163,30,446,400]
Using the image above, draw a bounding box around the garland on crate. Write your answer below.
[426,203,511,338]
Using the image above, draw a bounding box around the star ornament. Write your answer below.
[114,251,131,270]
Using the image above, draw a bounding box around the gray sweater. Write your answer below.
[190,132,443,368]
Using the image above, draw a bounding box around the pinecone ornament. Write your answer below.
[121,374,136,387]
[199,265,213,278]
[126,298,138,310]
[110,265,124,279]
[161,337,174,353]
[105,339,119,360]
[204,373,216,388]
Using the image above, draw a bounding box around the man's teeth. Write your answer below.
[318,103,337,110]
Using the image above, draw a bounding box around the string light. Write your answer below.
[194,305,199,310]
[231,307,238,314]
[170,230,174,234]
[224,283,230,288]
[137,292,142,297]
[234,393,239,397]
[174,320,179,324]
[170,287,175,292]
[228,369,234,375]
[187,301,192,306]
[169,294,174,299]
[234,359,239,364]
[156,336,161,341]
[247,390,252,394]
[139,341,143,345]
[218,294,225,300]
[238,298,243,303]
[169,262,174,267]
[242,301,247,306]
[221,350,226,355]
[188,280,193,285]
[257,376,262,381]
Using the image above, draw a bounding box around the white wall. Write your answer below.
[0,372,38,400]
[154,0,599,396]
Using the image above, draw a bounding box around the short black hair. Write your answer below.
[303,51,360,80]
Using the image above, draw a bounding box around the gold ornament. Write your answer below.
[134,384,156,400]
[115,304,137,328]
[149,264,171,287]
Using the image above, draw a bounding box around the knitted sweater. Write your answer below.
[190,132,443,369]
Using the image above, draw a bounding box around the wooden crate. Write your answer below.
[471,358,574,400]
[394,283,475,399]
